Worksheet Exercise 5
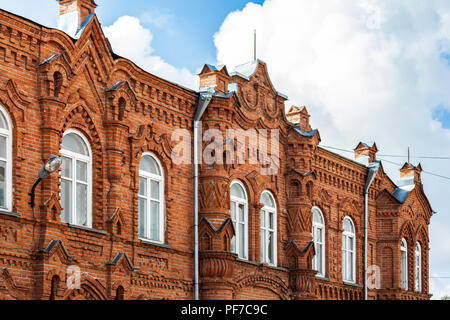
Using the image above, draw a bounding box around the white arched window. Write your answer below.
[260,191,277,266]
[138,153,164,243]
[312,207,325,276]
[230,181,248,259]
[415,242,422,292]
[342,216,356,283]
[60,130,92,227]
[0,106,12,211]
[401,238,408,290]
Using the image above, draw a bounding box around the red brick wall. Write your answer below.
[0,8,432,300]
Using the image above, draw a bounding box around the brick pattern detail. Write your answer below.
[0,7,433,300]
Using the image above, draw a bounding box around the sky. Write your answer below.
[1,0,450,299]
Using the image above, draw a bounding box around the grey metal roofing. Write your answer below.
[230,60,258,80]
[294,127,319,138]
[205,64,226,72]
[392,188,412,204]
[74,14,95,39]
[230,60,288,99]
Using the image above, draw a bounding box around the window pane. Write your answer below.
[0,160,5,208]
[139,177,147,196]
[261,192,275,208]
[316,243,322,273]
[342,251,347,279]
[231,235,236,253]
[260,210,265,228]
[61,157,72,178]
[76,183,87,226]
[269,211,274,229]
[61,179,72,223]
[0,136,6,159]
[76,161,87,182]
[140,155,161,175]
[230,202,236,220]
[260,229,265,261]
[231,183,245,199]
[150,200,160,241]
[268,231,274,264]
[348,251,354,281]
[0,112,8,130]
[138,197,147,237]
[238,223,245,257]
[344,218,353,233]
[151,180,160,200]
[238,204,245,222]
[315,228,322,243]
[62,133,89,155]
[313,210,323,224]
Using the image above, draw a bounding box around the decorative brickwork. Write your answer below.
[0,3,433,300]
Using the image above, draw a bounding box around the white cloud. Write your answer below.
[103,16,198,90]
[215,0,450,297]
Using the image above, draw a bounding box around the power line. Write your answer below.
[320,145,450,181]
[378,157,450,181]
[321,145,450,159]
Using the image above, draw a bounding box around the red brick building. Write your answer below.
[0,0,433,300]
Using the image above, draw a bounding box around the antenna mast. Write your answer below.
[254,29,257,61]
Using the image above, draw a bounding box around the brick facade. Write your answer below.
[0,2,432,300]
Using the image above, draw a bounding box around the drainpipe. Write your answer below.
[193,88,214,300]
[363,161,379,300]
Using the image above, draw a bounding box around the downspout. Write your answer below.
[193,88,214,300]
[363,161,380,300]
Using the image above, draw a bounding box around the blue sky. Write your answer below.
[1,0,450,299]
[0,0,263,72]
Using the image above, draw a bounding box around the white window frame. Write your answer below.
[342,216,356,283]
[60,129,93,228]
[260,190,277,266]
[138,152,165,244]
[230,180,248,260]
[0,105,12,212]
[312,206,325,277]
[401,238,408,290]
[415,242,422,292]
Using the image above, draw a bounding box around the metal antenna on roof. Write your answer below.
[254,29,257,61]
[408,147,410,163]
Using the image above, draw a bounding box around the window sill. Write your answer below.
[0,209,20,218]
[139,238,172,250]
[236,258,259,266]
[68,224,107,235]
[315,275,330,282]
[236,258,286,271]
[343,280,360,287]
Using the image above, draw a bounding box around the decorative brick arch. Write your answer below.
[228,177,252,207]
[234,272,289,300]
[399,220,415,245]
[60,104,104,228]
[39,53,76,98]
[63,280,107,300]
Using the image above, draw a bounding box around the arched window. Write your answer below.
[342,216,356,282]
[60,130,92,227]
[0,106,12,211]
[312,207,325,276]
[230,181,248,259]
[260,191,276,266]
[401,238,408,290]
[415,242,422,292]
[138,153,164,242]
